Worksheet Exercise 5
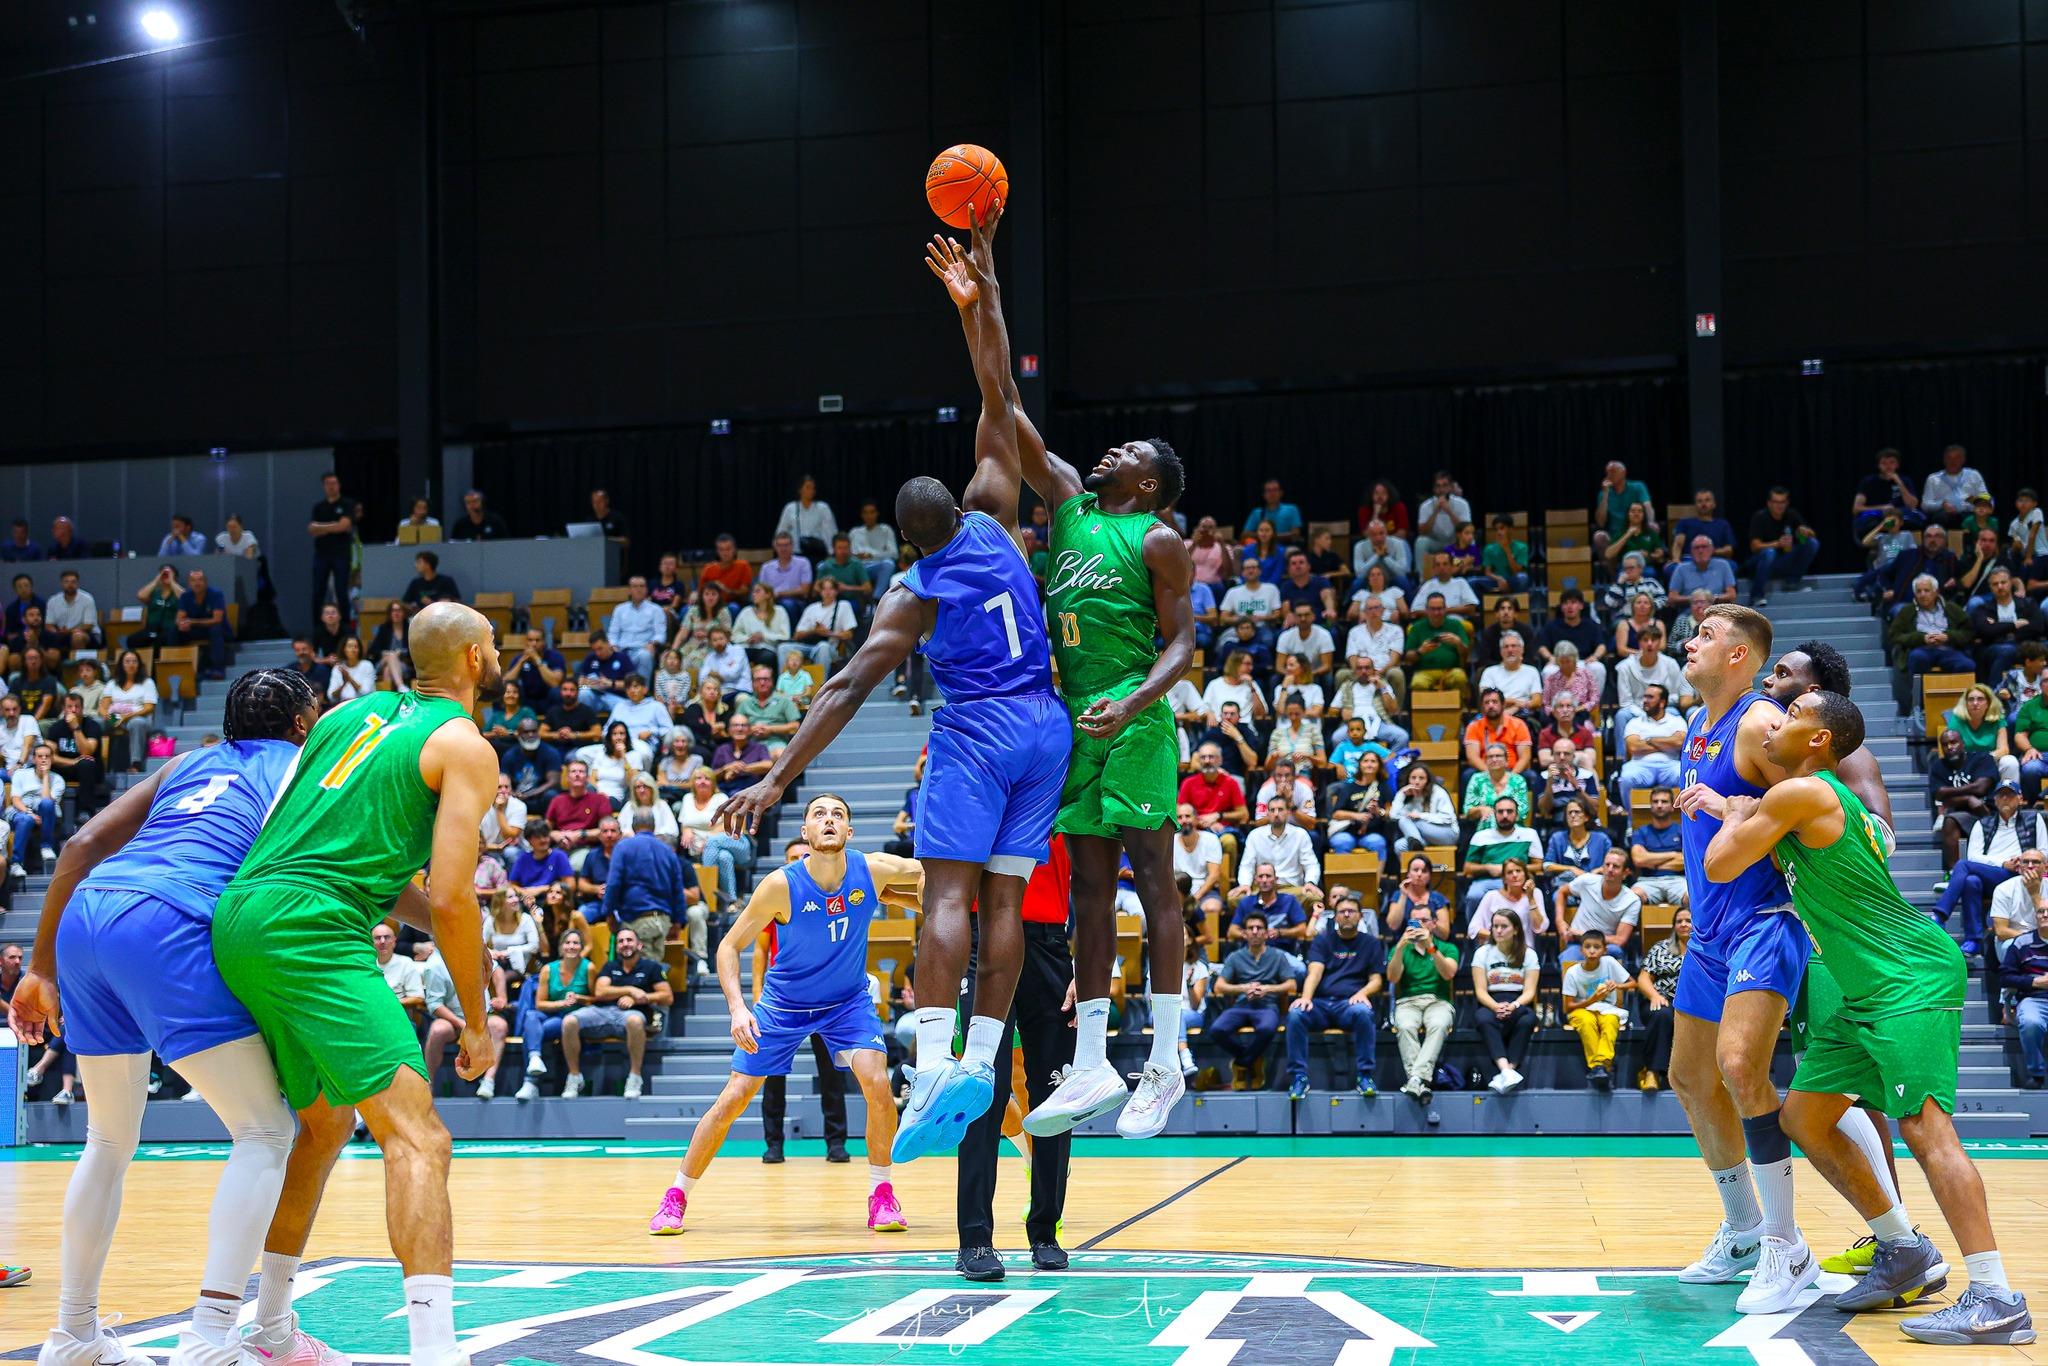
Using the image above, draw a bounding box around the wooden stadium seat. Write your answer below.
[528,588,572,641]
[1629,788,1652,825]
[867,918,916,978]
[1323,850,1380,906]
[153,644,199,702]
[1116,913,1145,992]
[1481,593,1530,618]
[697,864,719,917]
[1665,504,1692,527]
[1491,510,1530,528]
[585,586,631,628]
[1410,689,1463,747]
[224,602,240,633]
[474,591,515,641]
[359,596,392,625]
[1587,736,1606,783]
[1543,546,1594,595]
[1422,846,1459,901]
[1414,738,1460,769]
[1921,672,1973,738]
[556,630,592,669]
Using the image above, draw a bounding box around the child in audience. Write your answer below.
[1562,929,1635,1093]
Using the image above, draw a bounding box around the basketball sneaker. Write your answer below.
[891,1059,994,1163]
[1831,1233,1948,1313]
[1735,1234,1819,1314]
[1677,1220,1763,1283]
[0,1264,30,1287]
[36,1316,132,1365]
[867,1182,908,1232]
[1115,1063,1185,1140]
[647,1186,687,1236]
[1821,1234,1877,1276]
[237,1316,353,1366]
[1023,1060,1128,1137]
[1901,1285,2036,1345]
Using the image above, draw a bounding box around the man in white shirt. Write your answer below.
[373,921,427,1018]
[1413,470,1472,560]
[1989,847,2046,965]
[1921,442,1988,527]
[7,741,66,872]
[1275,604,1335,679]
[1351,519,1413,586]
[1233,797,1322,905]
[1938,780,2047,955]
[44,569,100,650]
[608,675,674,747]
[1611,623,1690,756]
[699,626,751,696]
[1408,551,1479,619]
[605,576,668,679]
[1618,684,1686,804]
[1173,802,1226,919]
[1220,558,1284,648]
[1342,594,1406,700]
[0,693,39,772]
[1477,630,1542,716]
[848,501,899,595]
[1252,758,1318,827]
[1555,849,1642,962]
[792,576,858,667]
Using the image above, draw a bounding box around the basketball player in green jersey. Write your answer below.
[1704,691,2034,1347]
[948,206,1199,1140]
[212,601,506,1366]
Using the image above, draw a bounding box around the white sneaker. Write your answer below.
[1116,1063,1186,1140]
[52,1088,75,1106]
[525,1051,548,1076]
[37,1316,132,1364]
[182,1088,206,1101]
[1176,1043,1196,1078]
[1679,1219,1764,1284]
[10,862,24,879]
[1735,1234,1818,1314]
[624,1073,644,1099]
[1022,1061,1129,1137]
[475,1074,495,1100]
[562,1073,584,1098]
[40,846,56,864]
[165,1328,238,1366]
[515,1080,539,1102]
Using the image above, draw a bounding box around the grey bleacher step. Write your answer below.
[623,1115,763,1140]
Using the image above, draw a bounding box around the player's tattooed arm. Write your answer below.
[1077,523,1198,740]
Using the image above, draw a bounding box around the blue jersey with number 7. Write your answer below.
[897,510,1054,703]
[76,739,301,923]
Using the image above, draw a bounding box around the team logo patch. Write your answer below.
[848,889,865,906]
[1705,741,1723,760]
[1689,736,1708,760]
[826,895,846,916]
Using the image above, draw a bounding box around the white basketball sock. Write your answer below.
[912,1007,955,1070]
[961,1015,1005,1070]
[254,1251,300,1337]
[1073,998,1112,1071]
[403,1274,458,1365]
[1709,1160,1763,1231]
[1964,1250,2010,1291]
[1146,995,1183,1070]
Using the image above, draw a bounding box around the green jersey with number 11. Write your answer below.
[1045,492,1159,699]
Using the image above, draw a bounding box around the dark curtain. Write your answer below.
[333,439,402,547]
[472,373,1690,561]
[1725,353,2048,568]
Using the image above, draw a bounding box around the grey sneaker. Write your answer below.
[1831,1233,1948,1312]
[1901,1284,2036,1345]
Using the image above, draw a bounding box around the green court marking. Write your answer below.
[7,1133,2048,1162]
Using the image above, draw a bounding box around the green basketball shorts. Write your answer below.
[1054,681,1179,840]
[213,883,428,1112]
[1788,954,1843,1060]
[1791,1007,1960,1121]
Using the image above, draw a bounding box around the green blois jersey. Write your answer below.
[225,689,474,934]
[1774,771,1965,1021]
[1045,492,1160,699]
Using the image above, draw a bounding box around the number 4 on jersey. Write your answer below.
[173,774,237,814]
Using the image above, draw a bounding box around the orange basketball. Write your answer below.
[925,144,1009,229]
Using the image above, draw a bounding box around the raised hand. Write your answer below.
[925,234,978,310]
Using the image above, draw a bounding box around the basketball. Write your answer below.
[925,143,1008,229]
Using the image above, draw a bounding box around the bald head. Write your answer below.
[409,601,498,692]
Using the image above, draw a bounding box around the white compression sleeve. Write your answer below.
[59,1053,152,1340]
[171,1036,296,1310]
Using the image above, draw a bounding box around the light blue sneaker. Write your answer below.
[1901,1284,2036,1346]
[1831,1233,1947,1312]
[889,1059,995,1164]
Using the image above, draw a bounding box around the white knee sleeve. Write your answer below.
[62,1053,152,1318]
[173,1036,295,1298]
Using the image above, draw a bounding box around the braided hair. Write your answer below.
[224,668,321,743]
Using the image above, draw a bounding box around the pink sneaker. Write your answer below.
[648,1185,687,1236]
[867,1181,907,1232]
[244,1319,353,1365]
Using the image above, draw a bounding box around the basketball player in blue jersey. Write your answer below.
[723,207,1070,1164]
[1669,605,1817,1314]
[6,671,350,1366]
[650,794,923,1234]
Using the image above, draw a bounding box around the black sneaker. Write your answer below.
[957,1245,1006,1282]
[1589,1065,1611,1092]
[761,1146,785,1164]
[1031,1241,1069,1271]
[826,1145,850,1163]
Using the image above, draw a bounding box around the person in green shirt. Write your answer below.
[1475,514,1529,594]
[481,681,537,750]
[2010,683,2048,799]
[1593,461,1654,548]
[1387,916,1457,1102]
[732,663,802,754]
[814,534,872,604]
[1959,493,2000,541]
[1402,595,1472,703]
[1943,684,2017,788]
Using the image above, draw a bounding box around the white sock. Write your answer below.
[1869,1206,1913,1244]
[1751,1153,1798,1244]
[191,1295,240,1349]
[61,1053,150,1341]
[961,1015,1005,1070]
[1147,994,1183,1069]
[1073,998,1111,1071]
[402,1273,457,1364]
[868,1164,889,1190]
[1836,1106,1906,1214]
[176,1037,294,1344]
[255,1251,300,1335]
[678,1173,698,1193]
[1710,1161,1763,1231]
[1964,1251,2010,1291]
[912,1007,955,1069]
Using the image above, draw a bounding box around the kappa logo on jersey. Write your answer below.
[826,895,845,916]
[1735,969,1756,982]
[800,900,821,915]
[1046,549,1125,597]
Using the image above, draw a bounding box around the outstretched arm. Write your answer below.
[1078,523,1198,740]
[720,584,931,833]
[1702,778,1830,882]
[928,211,1023,541]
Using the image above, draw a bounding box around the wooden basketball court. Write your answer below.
[3,1136,2044,1364]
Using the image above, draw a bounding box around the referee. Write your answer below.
[956,836,1076,1281]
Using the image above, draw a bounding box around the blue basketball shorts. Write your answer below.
[1673,903,1810,1024]
[915,692,1071,877]
[734,991,886,1079]
[56,888,259,1062]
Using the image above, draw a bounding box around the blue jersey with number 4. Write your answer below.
[77,740,301,923]
[897,511,1053,703]
[765,851,879,1011]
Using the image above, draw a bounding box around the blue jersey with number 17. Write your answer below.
[77,740,301,923]
[897,511,1054,703]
